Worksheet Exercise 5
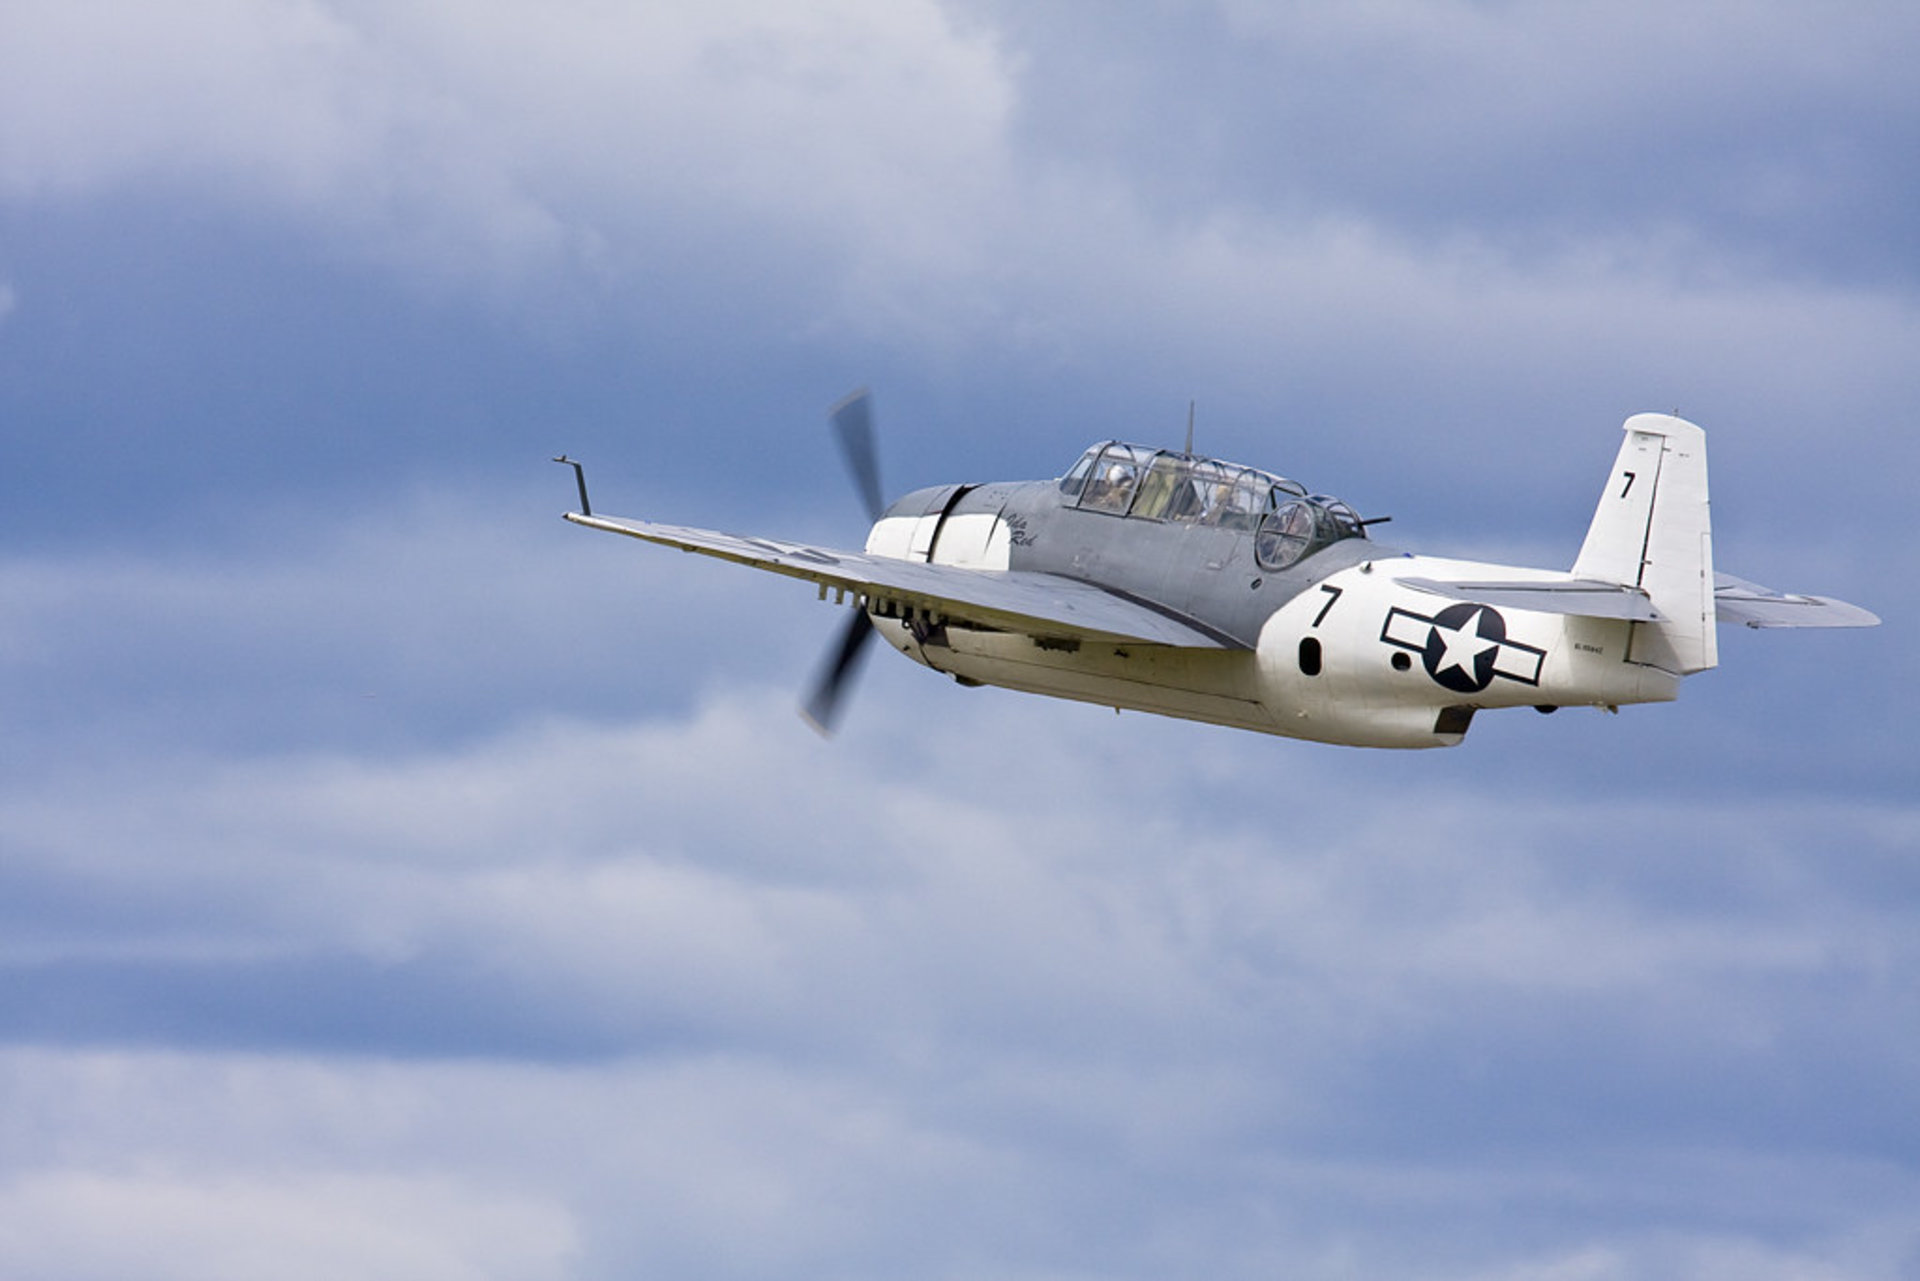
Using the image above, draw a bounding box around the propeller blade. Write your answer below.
[828,387,885,523]
[800,607,877,735]
[804,390,884,735]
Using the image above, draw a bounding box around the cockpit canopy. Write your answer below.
[1059,440,1366,570]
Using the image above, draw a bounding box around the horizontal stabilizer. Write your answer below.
[1397,576,1665,621]
[1713,573,1881,629]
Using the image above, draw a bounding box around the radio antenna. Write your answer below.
[1184,400,1196,456]
[552,455,591,515]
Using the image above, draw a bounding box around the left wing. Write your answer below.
[567,512,1245,649]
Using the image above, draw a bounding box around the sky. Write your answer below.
[1,2,1917,1278]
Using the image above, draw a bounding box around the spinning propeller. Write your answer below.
[800,388,885,734]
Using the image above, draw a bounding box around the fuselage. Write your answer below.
[564,409,1869,745]
[863,446,1677,748]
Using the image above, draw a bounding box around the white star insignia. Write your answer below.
[1431,607,1496,680]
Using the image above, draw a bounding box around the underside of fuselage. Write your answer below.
[869,576,1682,749]
[867,608,1493,749]
[875,614,1280,734]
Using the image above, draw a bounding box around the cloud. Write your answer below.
[0,0,1014,289]
[4,1,1916,540]
[0,1165,576,1281]
[1,7,1915,1275]
[9,1045,1915,1280]
[13,1,1918,378]
[990,1,1920,283]
[0,486,1914,1274]
[0,483,850,759]
[2,679,1918,1277]
[6,664,1917,1066]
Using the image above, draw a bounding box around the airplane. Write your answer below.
[555,392,1877,748]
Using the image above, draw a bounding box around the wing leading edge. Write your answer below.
[566,512,1245,650]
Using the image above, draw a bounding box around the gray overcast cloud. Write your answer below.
[1,3,1916,1278]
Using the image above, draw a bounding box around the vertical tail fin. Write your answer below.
[1572,413,1717,674]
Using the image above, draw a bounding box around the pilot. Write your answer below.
[1194,478,1234,525]
[1086,461,1136,510]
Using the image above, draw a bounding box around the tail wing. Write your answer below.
[1572,413,1717,674]
[1714,573,1881,628]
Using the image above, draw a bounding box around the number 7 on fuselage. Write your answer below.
[559,394,1877,748]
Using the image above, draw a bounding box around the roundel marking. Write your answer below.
[1379,599,1546,693]
[1421,603,1505,693]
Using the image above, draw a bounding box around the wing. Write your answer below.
[1396,576,1665,621]
[1713,572,1881,628]
[567,512,1244,649]
[1400,572,1880,628]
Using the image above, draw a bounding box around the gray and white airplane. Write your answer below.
[557,392,1876,748]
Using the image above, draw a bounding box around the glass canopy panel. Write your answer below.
[1211,471,1267,530]
[1058,444,1104,498]
[1078,443,1152,513]
[1130,454,1192,520]
[1063,442,1319,526]
[1184,461,1236,525]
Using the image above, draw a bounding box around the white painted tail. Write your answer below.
[1572,413,1717,674]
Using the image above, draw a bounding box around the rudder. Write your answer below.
[1571,413,1717,674]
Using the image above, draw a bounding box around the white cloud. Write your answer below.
[6,0,1918,471]
[0,0,1014,287]
[1,1026,1917,1278]
[0,1167,576,1281]
[0,2,370,194]
[952,204,1920,454]
[0,483,846,760]
[4,671,1915,1057]
[2,531,1917,1278]
[1,5,1916,1264]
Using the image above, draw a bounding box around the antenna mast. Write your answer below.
[1184,400,1195,456]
